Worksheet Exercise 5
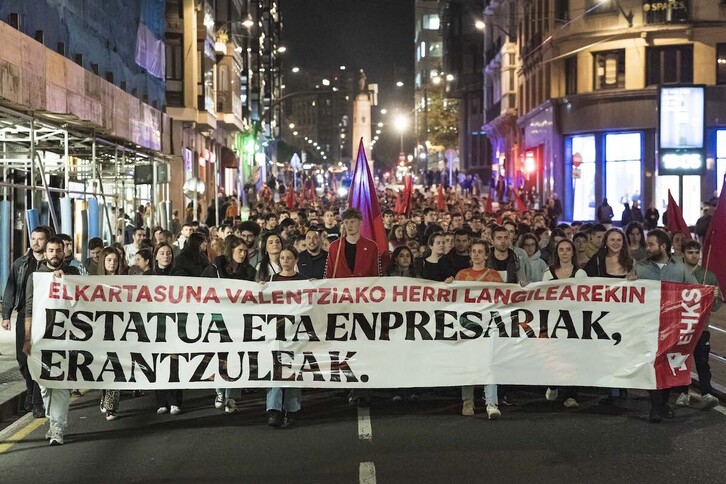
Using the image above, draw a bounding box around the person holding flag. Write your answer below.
[675,240,723,410]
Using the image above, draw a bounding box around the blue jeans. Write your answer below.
[461,385,498,405]
[266,387,301,412]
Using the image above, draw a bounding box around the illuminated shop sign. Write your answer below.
[659,86,704,150]
[643,1,689,24]
[658,85,705,175]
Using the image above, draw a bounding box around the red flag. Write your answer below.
[286,184,295,210]
[301,175,307,202]
[666,190,692,240]
[348,138,390,268]
[513,191,527,212]
[437,184,445,211]
[703,176,726,288]
[401,176,413,216]
[485,193,493,213]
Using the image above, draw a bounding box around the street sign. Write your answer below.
[572,152,582,168]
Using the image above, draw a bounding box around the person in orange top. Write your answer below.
[454,239,503,420]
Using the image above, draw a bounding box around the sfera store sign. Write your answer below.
[658,86,705,175]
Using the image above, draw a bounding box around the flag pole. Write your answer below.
[332,224,346,278]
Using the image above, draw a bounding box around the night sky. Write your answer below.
[280,0,415,163]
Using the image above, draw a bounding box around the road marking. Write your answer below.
[0,416,46,454]
[359,462,377,484]
[357,406,372,441]
[714,405,726,416]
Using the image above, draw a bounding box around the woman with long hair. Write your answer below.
[582,228,633,403]
[202,235,256,413]
[583,228,633,278]
[625,221,647,262]
[418,233,456,282]
[97,247,123,421]
[539,228,567,266]
[542,239,587,408]
[387,224,407,252]
[265,247,305,427]
[148,242,183,415]
[255,232,283,282]
[404,221,419,242]
[387,245,418,278]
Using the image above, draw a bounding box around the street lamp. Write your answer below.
[396,81,404,87]
[394,114,408,154]
[291,67,300,73]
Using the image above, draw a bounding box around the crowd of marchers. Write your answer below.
[1,182,723,446]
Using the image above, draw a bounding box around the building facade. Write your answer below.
[441,0,489,180]
[0,0,170,276]
[515,0,726,223]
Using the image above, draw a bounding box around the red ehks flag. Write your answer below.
[666,190,692,240]
[437,183,445,211]
[703,176,726,289]
[348,138,390,269]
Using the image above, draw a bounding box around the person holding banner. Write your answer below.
[453,239,503,419]
[172,232,210,278]
[676,240,723,410]
[23,236,80,445]
[265,246,306,427]
[256,232,283,282]
[202,235,256,414]
[97,247,124,420]
[325,208,381,407]
[629,229,697,423]
[542,239,587,408]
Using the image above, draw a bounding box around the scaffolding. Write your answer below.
[0,104,170,291]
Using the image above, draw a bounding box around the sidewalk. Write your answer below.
[0,315,26,419]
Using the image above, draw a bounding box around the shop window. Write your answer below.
[718,130,726,193]
[565,56,577,95]
[570,135,596,221]
[605,133,642,221]
[593,50,624,90]
[717,44,726,85]
[646,45,693,86]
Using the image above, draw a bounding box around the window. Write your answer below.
[555,0,569,22]
[570,135,596,221]
[565,56,577,95]
[646,45,693,85]
[605,133,642,221]
[718,44,726,85]
[423,14,440,30]
[418,41,426,60]
[593,50,625,90]
[165,34,183,81]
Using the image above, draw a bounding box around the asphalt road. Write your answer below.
[1,387,726,483]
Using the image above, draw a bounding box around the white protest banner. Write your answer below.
[27,274,714,390]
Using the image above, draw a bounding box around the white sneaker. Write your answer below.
[157,406,168,414]
[701,393,719,410]
[462,399,475,416]
[675,392,690,407]
[545,388,558,401]
[100,403,106,414]
[45,428,53,440]
[170,405,181,415]
[486,404,501,420]
[105,411,118,421]
[563,398,579,408]
[224,399,237,414]
[214,393,224,409]
[48,429,64,446]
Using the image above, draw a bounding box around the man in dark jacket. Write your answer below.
[23,236,80,444]
[298,228,327,279]
[1,226,50,417]
[486,225,528,284]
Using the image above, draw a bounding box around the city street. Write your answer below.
[1,388,725,483]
